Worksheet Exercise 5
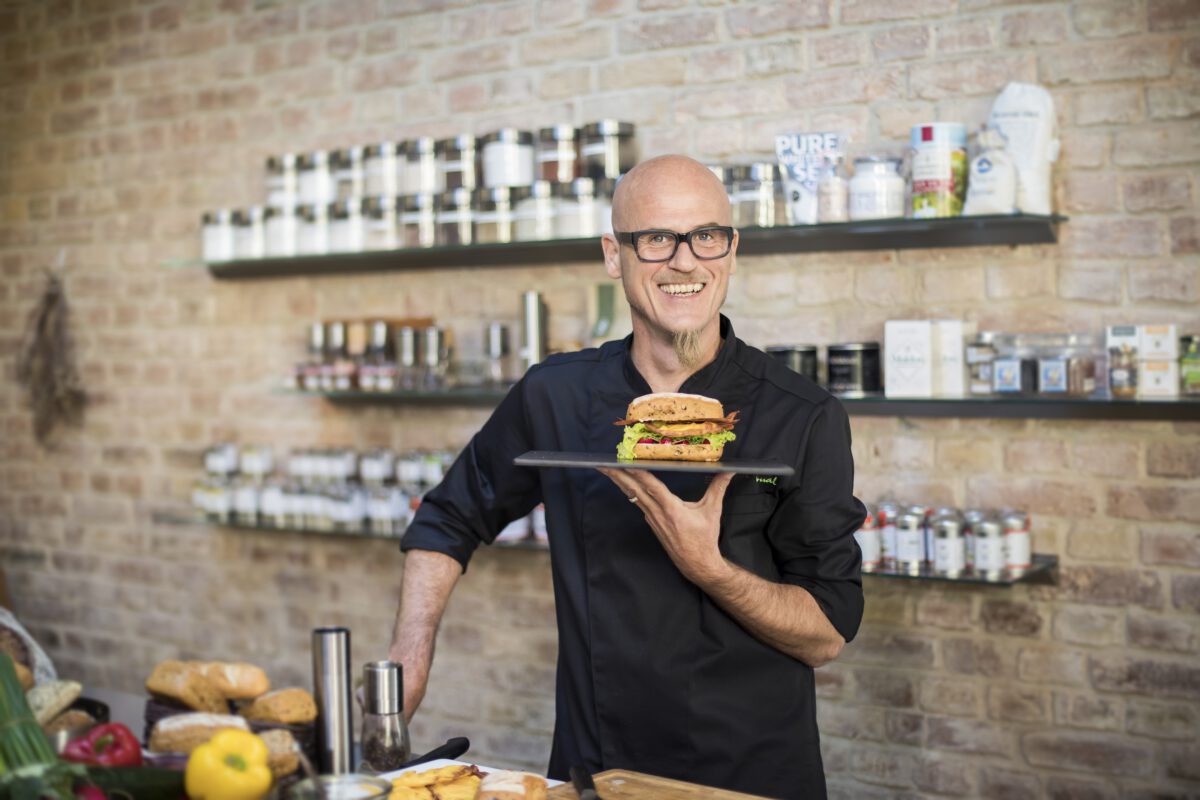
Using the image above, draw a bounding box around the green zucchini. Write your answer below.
[83,766,184,800]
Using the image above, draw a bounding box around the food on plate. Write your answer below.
[389,764,484,800]
[26,678,82,725]
[61,721,144,767]
[258,728,300,778]
[615,392,738,462]
[148,711,250,753]
[239,687,317,725]
[185,728,272,800]
[146,659,228,713]
[190,661,271,700]
[475,770,548,800]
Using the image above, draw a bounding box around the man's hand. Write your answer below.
[597,468,734,585]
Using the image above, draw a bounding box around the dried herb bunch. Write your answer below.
[16,271,87,444]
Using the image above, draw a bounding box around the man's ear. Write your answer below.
[601,233,622,279]
[728,229,739,275]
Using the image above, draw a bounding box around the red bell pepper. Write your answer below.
[61,722,143,767]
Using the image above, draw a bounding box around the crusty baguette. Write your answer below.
[190,661,270,700]
[632,441,726,462]
[239,687,317,725]
[44,708,96,734]
[258,728,299,778]
[26,680,82,726]
[148,712,248,753]
[474,771,547,800]
[145,660,227,713]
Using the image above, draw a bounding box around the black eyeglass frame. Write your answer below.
[613,226,736,263]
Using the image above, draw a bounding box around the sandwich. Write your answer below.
[615,392,738,462]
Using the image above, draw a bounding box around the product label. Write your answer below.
[776,132,845,225]
[855,527,882,567]
[1005,531,1031,569]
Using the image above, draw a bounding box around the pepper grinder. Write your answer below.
[359,660,411,773]
[311,626,353,774]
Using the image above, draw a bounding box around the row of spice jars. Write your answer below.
[966,332,1102,397]
[263,122,636,208]
[201,178,615,261]
[202,444,457,487]
[854,501,1033,580]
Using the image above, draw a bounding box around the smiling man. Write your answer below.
[389,155,865,799]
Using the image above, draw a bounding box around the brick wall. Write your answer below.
[1,0,1198,795]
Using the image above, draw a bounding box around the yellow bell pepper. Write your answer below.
[185,729,273,800]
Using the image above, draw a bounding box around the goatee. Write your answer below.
[672,328,705,369]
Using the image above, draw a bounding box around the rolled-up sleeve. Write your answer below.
[769,396,865,642]
[400,377,542,571]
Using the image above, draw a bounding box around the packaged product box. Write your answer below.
[1106,325,1139,356]
[1138,360,1180,398]
[932,320,966,397]
[885,320,934,398]
[1139,324,1178,361]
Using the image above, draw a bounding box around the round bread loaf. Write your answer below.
[626,392,724,422]
[191,661,270,700]
[148,712,248,754]
[239,687,317,725]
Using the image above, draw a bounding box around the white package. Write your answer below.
[933,320,966,397]
[885,320,934,398]
[963,128,1018,216]
[1139,360,1179,397]
[986,82,1060,216]
[1140,324,1178,361]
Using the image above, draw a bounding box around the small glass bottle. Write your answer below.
[1182,335,1200,396]
[359,661,410,774]
[400,193,437,248]
[537,124,581,183]
[514,180,558,241]
[202,209,235,261]
[580,119,636,180]
[817,160,849,223]
[965,332,997,396]
[1109,345,1138,398]
[233,206,266,260]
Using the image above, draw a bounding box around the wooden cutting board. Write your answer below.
[546,769,772,799]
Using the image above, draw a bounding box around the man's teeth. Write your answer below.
[659,283,704,296]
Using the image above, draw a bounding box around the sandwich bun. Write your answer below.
[625,392,725,423]
[632,441,727,462]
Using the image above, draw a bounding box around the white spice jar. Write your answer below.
[233,206,266,259]
[265,153,299,209]
[202,209,235,261]
[481,128,535,188]
[298,150,335,206]
[400,137,443,196]
[264,206,297,257]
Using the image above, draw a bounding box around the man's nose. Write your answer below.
[668,240,700,271]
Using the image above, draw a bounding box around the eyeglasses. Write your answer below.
[614,226,734,263]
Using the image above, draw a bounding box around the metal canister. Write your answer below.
[933,514,966,578]
[854,507,881,572]
[908,504,934,564]
[826,342,882,397]
[1002,509,1032,574]
[765,345,819,383]
[974,517,1006,580]
[895,510,924,574]
[962,508,988,570]
[876,500,900,570]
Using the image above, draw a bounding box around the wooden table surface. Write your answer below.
[546,769,772,799]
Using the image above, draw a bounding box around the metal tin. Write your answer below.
[974,517,1006,579]
[962,508,988,568]
[1002,509,1032,572]
[437,134,481,190]
[854,507,881,572]
[826,342,882,397]
[362,660,402,716]
[436,187,474,246]
[894,510,924,574]
[537,124,581,183]
[907,504,934,565]
[580,119,636,180]
[933,515,965,577]
[765,345,819,383]
[876,500,900,569]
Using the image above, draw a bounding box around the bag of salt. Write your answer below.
[986,82,1060,215]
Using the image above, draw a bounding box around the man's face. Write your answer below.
[604,168,738,344]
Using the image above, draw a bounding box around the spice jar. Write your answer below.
[826,342,882,397]
[437,134,481,190]
[966,332,998,396]
[332,146,365,201]
[436,187,474,246]
[328,199,364,253]
[513,180,557,241]
[555,177,613,239]
[233,206,266,259]
[731,163,788,228]
[296,203,329,255]
[993,337,1038,395]
[817,159,849,223]
[400,137,443,196]
[707,164,737,210]
[202,209,235,262]
[481,128,535,188]
[400,193,437,248]
[849,156,905,221]
[537,125,581,183]
[765,345,819,383]
[298,150,335,206]
[265,153,299,209]
[358,661,410,774]
[581,120,636,180]
[363,196,399,251]
[909,122,968,218]
[1108,344,1137,398]
[264,206,298,257]
[363,142,400,197]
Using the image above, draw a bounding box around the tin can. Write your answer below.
[909,122,967,218]
[854,508,882,572]
[962,508,988,570]
[933,515,966,578]
[765,345,819,383]
[895,510,924,574]
[909,504,934,564]
[876,500,900,570]
[826,342,882,397]
[974,517,1006,579]
[1002,509,1032,573]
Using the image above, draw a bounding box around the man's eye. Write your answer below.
[646,233,670,245]
[694,230,714,242]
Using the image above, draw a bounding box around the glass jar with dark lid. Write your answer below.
[265,153,299,208]
[481,128,536,188]
[298,150,334,205]
[331,146,365,200]
[826,342,882,397]
[296,203,329,255]
[437,134,481,191]
[537,125,581,183]
[327,198,364,253]
[515,180,560,242]
[765,345,818,383]
[436,187,474,246]
[363,195,399,251]
[364,142,400,196]
[554,177,616,238]
[581,120,636,180]
[400,137,443,195]
[399,193,437,248]
[474,185,532,245]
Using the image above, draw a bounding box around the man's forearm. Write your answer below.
[696,559,845,668]
[387,549,463,721]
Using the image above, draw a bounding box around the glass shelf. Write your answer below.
[185,215,1065,280]
[153,509,1054,585]
[284,388,1200,421]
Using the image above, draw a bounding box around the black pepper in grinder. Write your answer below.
[359,660,411,773]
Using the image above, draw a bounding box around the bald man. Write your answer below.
[390,156,864,798]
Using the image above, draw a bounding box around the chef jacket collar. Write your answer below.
[621,314,737,396]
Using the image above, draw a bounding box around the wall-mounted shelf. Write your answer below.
[286,388,1200,422]
[151,509,1055,586]
[199,215,1065,280]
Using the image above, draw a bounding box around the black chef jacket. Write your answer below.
[402,316,864,800]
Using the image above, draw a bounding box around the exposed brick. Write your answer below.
[1127,609,1200,654]
[1061,218,1164,259]
[1114,122,1200,167]
[1024,731,1153,776]
[871,24,929,62]
[918,676,979,716]
[927,717,1011,756]
[1148,0,1200,32]
[1128,261,1200,304]
[432,41,513,79]
[934,438,1000,473]
[1107,484,1200,523]
[1019,645,1088,686]
[1147,441,1200,478]
[1001,9,1067,46]
[1062,172,1119,212]
[845,631,935,668]
[1045,776,1118,800]
[987,685,1048,724]
[884,710,924,745]
[1053,691,1121,731]
[817,702,886,741]
[684,46,743,83]
[233,6,299,42]
[965,476,1097,517]
[1059,129,1109,169]
[934,18,992,53]
[1172,574,1200,614]
[617,12,718,53]
[984,261,1055,299]
[1040,40,1172,85]
[1052,605,1124,647]
[1140,527,1200,568]
[1089,655,1200,699]
[1057,566,1163,609]
[725,2,831,37]
[912,755,972,795]
[1073,87,1144,127]
[811,32,864,68]
[1123,174,1192,213]
[1165,742,1200,781]
[538,0,585,26]
[1126,700,1198,739]
[977,767,1041,800]
[914,593,973,631]
[840,0,956,25]
[1171,216,1199,254]
[743,41,804,78]
[852,668,915,707]
[910,53,1035,100]
[1148,85,1200,120]
[849,746,909,788]
[1071,1,1144,38]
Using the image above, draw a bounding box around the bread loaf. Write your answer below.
[258,728,300,778]
[148,712,249,754]
[44,708,96,735]
[26,680,82,726]
[239,687,317,725]
[146,660,227,714]
[190,661,270,700]
[13,660,32,691]
[474,771,548,800]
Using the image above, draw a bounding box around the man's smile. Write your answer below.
[658,282,706,297]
